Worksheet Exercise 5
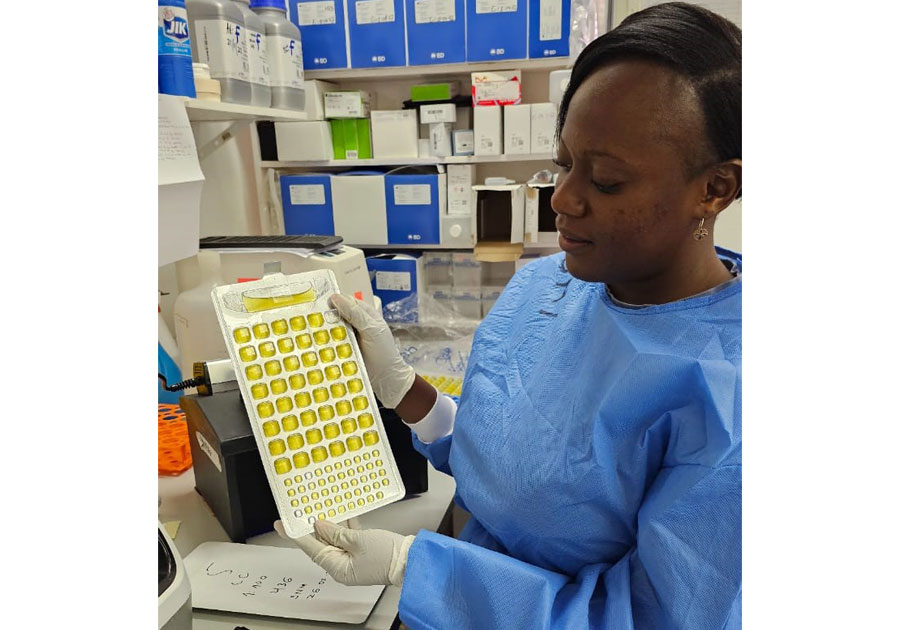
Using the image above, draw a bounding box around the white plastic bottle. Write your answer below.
[250,0,304,111]
[185,0,252,105]
[233,0,271,107]
[173,251,229,380]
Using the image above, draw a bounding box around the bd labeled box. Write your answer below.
[280,174,335,235]
[466,0,527,62]
[366,253,425,322]
[290,0,349,70]
[528,0,570,58]
[384,172,445,244]
[405,0,465,65]
[346,0,407,68]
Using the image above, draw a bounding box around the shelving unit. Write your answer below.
[261,153,554,169]
[184,99,308,123]
[305,58,569,81]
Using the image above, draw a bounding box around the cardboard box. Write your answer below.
[452,129,475,156]
[419,103,457,124]
[371,110,419,158]
[405,0,466,65]
[474,106,502,156]
[302,80,339,120]
[472,184,525,244]
[503,104,531,155]
[384,172,444,244]
[410,81,460,102]
[528,0,570,58]
[525,181,558,245]
[290,0,349,70]
[366,254,425,322]
[274,121,333,161]
[452,286,483,319]
[451,252,482,287]
[429,122,453,157]
[447,164,475,216]
[324,90,372,118]
[530,102,557,154]
[280,174,335,235]
[471,70,522,106]
[330,118,373,159]
[331,172,388,244]
[346,0,407,68]
[466,0,527,61]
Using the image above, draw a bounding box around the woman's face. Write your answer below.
[551,59,715,284]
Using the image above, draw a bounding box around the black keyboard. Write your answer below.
[199,235,344,251]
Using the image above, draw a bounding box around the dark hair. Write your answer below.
[556,2,741,174]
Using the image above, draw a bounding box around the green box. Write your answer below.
[410,81,460,103]
[329,118,372,160]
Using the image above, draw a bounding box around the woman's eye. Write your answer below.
[592,181,621,194]
[552,158,571,172]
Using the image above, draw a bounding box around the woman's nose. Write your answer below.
[551,174,588,218]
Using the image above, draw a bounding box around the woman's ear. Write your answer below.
[699,159,742,217]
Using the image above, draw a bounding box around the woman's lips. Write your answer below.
[558,229,592,252]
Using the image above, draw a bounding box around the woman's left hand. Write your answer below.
[275,519,415,587]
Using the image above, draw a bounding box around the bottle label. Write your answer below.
[268,35,304,89]
[194,19,250,81]
[248,30,270,86]
[158,6,192,57]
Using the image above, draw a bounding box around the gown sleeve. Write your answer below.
[398,459,742,630]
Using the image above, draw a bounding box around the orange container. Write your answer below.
[158,404,192,475]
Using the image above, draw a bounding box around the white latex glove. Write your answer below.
[329,293,416,409]
[275,519,415,587]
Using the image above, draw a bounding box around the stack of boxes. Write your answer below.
[289,0,570,70]
[423,252,515,320]
[325,90,374,159]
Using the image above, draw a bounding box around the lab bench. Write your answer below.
[158,463,456,630]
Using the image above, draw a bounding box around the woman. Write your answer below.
[279,3,742,628]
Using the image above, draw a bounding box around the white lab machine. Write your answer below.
[158,522,191,630]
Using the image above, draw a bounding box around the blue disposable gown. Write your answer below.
[398,250,742,630]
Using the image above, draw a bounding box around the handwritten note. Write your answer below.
[184,542,385,623]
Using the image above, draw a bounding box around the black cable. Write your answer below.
[158,372,206,392]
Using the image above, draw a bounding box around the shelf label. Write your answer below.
[393,184,432,206]
[475,0,517,14]
[297,1,337,25]
[539,0,561,40]
[289,184,326,205]
[247,30,270,86]
[268,35,304,88]
[356,0,396,24]
[375,271,412,292]
[414,0,456,23]
[196,431,222,473]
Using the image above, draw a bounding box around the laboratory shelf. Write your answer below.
[261,153,554,169]
[348,242,559,251]
[305,58,570,81]
[185,99,309,122]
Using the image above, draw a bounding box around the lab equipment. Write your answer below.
[158,403,193,475]
[158,522,191,630]
[233,0,271,106]
[251,0,305,111]
[186,0,252,104]
[211,271,406,538]
[159,0,197,97]
[398,250,742,629]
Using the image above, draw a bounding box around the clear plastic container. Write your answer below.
[185,0,252,104]
[250,0,305,111]
[233,0,271,107]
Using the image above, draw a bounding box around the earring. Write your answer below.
[693,217,709,241]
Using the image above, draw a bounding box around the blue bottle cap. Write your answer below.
[249,0,287,9]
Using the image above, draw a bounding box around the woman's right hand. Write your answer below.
[329,293,417,409]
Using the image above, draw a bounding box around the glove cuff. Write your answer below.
[388,535,416,588]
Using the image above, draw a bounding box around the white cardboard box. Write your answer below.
[429,123,453,157]
[504,104,531,155]
[419,103,457,124]
[447,164,475,216]
[471,184,525,243]
[471,70,522,106]
[452,129,474,156]
[371,110,419,159]
[474,106,502,156]
[324,90,373,118]
[525,181,557,245]
[331,174,388,245]
[530,103,557,154]
[273,121,333,161]
[303,80,338,120]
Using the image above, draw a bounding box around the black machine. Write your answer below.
[181,386,429,543]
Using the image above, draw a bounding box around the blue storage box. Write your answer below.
[347,0,407,68]
[466,0,527,62]
[384,172,444,244]
[289,0,349,70]
[404,0,465,65]
[528,0,570,58]
[367,254,424,322]
[280,174,335,235]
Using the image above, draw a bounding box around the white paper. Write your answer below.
[414,0,455,23]
[356,0,395,24]
[289,184,326,205]
[195,431,222,472]
[539,0,562,40]
[185,542,385,623]
[297,1,337,25]
[475,81,521,104]
[325,92,368,117]
[393,184,432,205]
[475,0,516,13]
[375,271,412,291]
[158,95,204,186]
